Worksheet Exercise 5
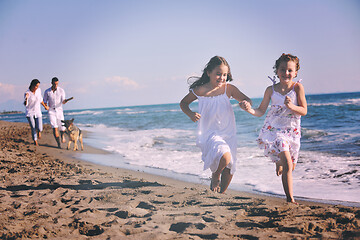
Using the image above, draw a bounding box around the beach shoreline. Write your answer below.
[78,150,360,208]
[1,120,359,239]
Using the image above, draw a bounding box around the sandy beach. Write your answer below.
[0,120,359,239]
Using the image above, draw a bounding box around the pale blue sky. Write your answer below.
[0,0,359,111]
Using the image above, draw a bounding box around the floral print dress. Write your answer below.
[257,81,301,163]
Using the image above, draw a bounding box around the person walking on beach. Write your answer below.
[241,53,307,203]
[24,79,49,146]
[43,77,69,148]
[180,56,251,193]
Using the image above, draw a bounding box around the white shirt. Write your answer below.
[24,88,43,117]
[43,86,66,112]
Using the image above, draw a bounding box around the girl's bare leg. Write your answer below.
[278,151,296,203]
[211,152,231,192]
[276,162,283,176]
[219,167,233,193]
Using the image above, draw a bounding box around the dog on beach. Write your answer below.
[61,118,84,151]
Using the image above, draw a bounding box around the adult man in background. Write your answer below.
[44,77,68,148]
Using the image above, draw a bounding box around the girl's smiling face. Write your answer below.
[207,64,228,87]
[277,60,297,83]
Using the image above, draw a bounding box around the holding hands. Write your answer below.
[239,100,251,111]
[240,100,255,115]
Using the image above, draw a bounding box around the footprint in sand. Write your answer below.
[136,201,156,210]
[68,219,104,236]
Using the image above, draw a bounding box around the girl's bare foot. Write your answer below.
[210,173,220,192]
[287,200,298,205]
[34,140,38,146]
[287,197,298,204]
[276,162,283,176]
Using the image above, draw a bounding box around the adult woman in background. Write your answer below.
[24,79,49,145]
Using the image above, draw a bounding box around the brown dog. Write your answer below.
[61,118,84,151]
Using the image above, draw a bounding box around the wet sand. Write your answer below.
[0,120,359,239]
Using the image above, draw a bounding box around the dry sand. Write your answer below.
[0,120,359,239]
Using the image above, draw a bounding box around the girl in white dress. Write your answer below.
[241,54,307,203]
[180,56,251,193]
[24,79,49,145]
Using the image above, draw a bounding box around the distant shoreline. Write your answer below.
[1,91,359,113]
[0,110,23,115]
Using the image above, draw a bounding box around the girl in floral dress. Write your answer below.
[241,53,307,203]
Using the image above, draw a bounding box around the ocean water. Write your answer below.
[2,92,359,206]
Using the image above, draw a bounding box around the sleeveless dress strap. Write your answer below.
[268,76,276,92]
[292,79,302,91]
[268,76,276,84]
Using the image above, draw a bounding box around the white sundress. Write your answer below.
[191,84,237,174]
[257,80,302,163]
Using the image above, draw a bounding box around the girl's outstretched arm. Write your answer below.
[228,84,252,104]
[242,86,272,117]
[180,91,201,122]
[285,83,307,116]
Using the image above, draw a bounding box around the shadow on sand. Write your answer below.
[1,179,164,192]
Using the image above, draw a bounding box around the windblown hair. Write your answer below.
[188,56,233,90]
[274,53,300,76]
[29,79,40,91]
